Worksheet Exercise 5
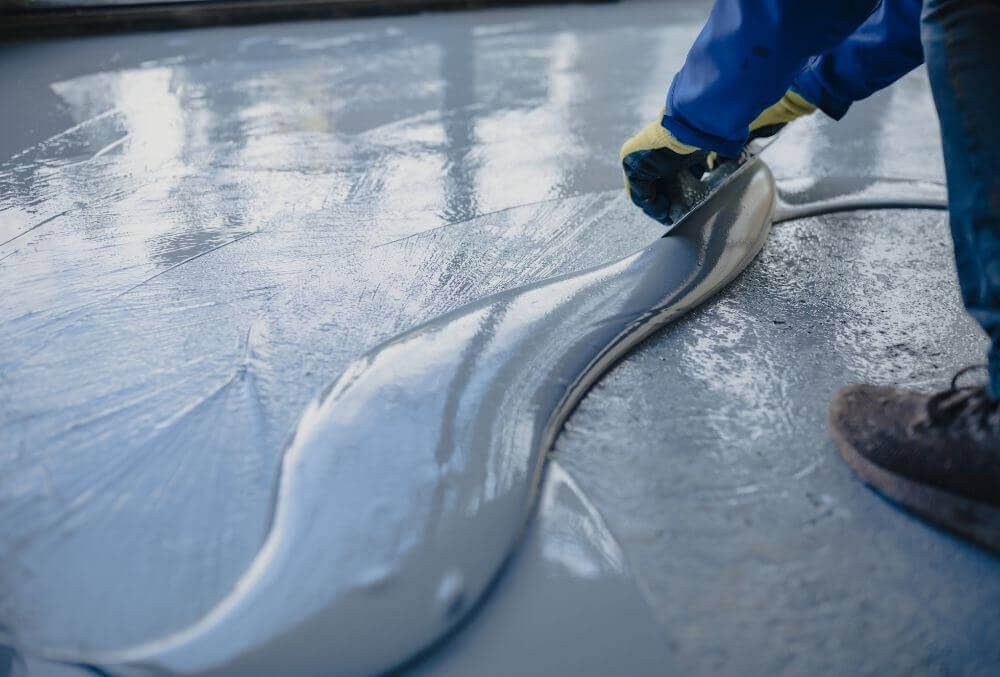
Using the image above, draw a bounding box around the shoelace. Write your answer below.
[926,365,1000,428]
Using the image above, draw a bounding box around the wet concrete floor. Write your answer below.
[2,0,999,674]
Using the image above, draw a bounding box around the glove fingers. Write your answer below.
[627,176,673,225]
[623,148,707,225]
[623,148,686,181]
[623,151,670,223]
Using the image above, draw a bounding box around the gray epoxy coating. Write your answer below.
[51,157,771,676]
[2,0,999,674]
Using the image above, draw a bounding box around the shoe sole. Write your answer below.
[828,411,1000,553]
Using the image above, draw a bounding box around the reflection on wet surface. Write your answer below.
[2,0,998,674]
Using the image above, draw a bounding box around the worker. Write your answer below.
[621,0,1000,551]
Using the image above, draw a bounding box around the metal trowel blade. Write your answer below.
[663,137,774,233]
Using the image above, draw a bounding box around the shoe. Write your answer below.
[828,366,1000,552]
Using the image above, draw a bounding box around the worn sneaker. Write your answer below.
[828,367,1000,552]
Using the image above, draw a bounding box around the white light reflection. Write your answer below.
[473,31,585,209]
[540,464,626,579]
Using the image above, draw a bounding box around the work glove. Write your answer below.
[619,110,709,225]
[751,88,816,136]
[620,91,816,225]
[706,89,816,168]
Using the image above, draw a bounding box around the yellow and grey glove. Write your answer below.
[707,89,816,168]
[751,89,816,133]
[619,110,709,225]
[620,91,815,224]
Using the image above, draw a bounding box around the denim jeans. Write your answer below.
[922,0,1000,395]
[664,0,1000,393]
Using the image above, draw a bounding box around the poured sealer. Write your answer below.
[48,159,773,675]
[773,175,948,223]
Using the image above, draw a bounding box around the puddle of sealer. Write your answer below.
[50,159,773,676]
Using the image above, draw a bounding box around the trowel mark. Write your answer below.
[0,209,71,249]
[46,159,772,676]
[8,107,123,163]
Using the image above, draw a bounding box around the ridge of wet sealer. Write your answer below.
[773,176,948,223]
[47,159,774,676]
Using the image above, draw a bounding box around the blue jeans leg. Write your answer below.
[922,0,1000,395]
[793,0,924,120]
[662,0,880,156]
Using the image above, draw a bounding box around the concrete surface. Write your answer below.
[1,0,999,674]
